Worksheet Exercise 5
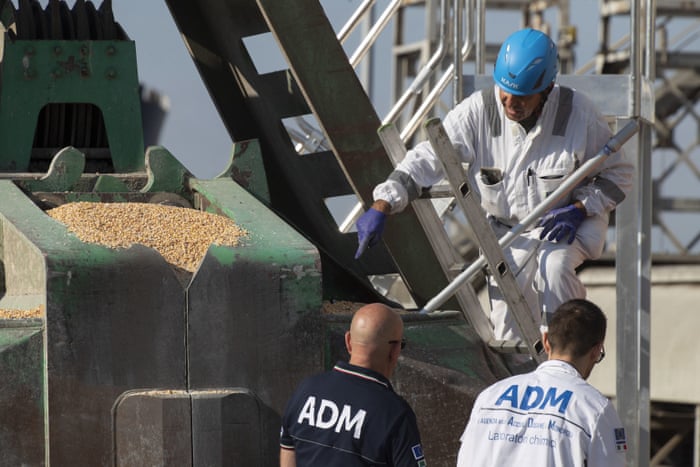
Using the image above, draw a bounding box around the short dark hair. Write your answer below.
[547,299,607,359]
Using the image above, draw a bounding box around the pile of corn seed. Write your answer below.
[0,305,43,319]
[322,300,360,315]
[47,202,248,272]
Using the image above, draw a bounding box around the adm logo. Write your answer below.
[495,385,573,414]
[297,396,367,439]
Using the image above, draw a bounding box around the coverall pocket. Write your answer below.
[527,168,571,210]
[476,168,508,219]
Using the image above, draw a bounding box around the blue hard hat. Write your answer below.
[493,28,558,96]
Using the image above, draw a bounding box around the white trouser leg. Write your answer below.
[535,242,587,327]
[536,212,609,326]
[488,232,541,341]
[488,213,609,340]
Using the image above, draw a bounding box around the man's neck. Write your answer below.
[518,112,539,132]
[348,357,391,379]
[517,87,551,132]
[548,355,590,380]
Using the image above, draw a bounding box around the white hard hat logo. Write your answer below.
[500,77,520,90]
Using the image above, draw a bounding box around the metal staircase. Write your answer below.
[164,0,468,310]
[163,0,571,361]
[162,0,642,360]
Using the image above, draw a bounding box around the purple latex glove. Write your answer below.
[355,207,387,259]
[538,204,586,244]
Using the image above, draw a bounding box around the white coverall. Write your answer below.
[373,84,633,340]
[456,360,627,466]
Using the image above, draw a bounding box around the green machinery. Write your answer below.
[0,1,516,465]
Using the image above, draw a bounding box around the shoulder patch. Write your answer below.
[552,86,574,136]
[481,86,501,137]
[614,427,627,452]
[412,444,425,460]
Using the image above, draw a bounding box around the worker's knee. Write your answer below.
[575,213,609,258]
[538,247,579,280]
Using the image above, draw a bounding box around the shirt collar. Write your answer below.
[537,359,583,379]
[333,361,393,390]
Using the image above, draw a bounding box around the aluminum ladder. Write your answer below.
[377,122,545,361]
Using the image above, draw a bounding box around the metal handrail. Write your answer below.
[338,0,475,234]
[474,0,486,73]
[399,37,474,142]
[337,0,375,44]
[452,0,465,107]
[339,37,475,235]
[382,0,450,125]
[383,0,475,141]
[348,0,403,68]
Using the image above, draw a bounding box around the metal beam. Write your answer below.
[616,118,652,467]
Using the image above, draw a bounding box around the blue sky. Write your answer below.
[112,2,232,178]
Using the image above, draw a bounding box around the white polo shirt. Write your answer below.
[456,360,627,466]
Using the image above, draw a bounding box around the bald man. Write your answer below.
[279,303,427,466]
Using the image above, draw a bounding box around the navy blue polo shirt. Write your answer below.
[280,361,426,466]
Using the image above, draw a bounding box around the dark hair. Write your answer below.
[547,299,606,359]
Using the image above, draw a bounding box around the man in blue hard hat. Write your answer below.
[355,28,633,341]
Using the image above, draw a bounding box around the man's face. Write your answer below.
[499,88,544,122]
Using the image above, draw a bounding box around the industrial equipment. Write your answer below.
[0,1,514,464]
[2,0,698,465]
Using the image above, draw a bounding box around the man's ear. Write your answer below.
[542,331,552,354]
[345,331,352,354]
[589,342,603,362]
[388,342,400,364]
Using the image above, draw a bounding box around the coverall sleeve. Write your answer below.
[373,96,479,214]
[586,402,627,466]
[572,98,634,217]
